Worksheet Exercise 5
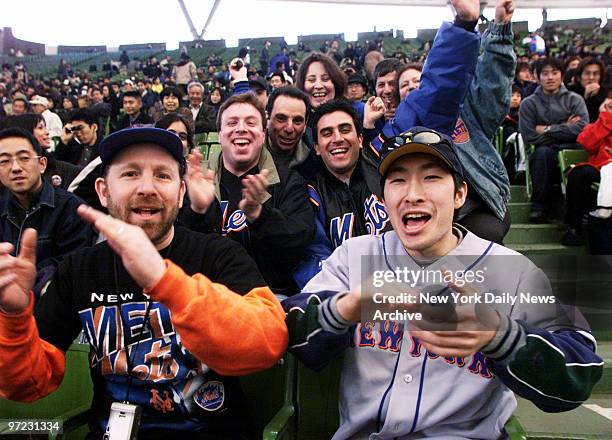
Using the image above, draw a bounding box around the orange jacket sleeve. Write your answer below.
[145,260,288,376]
[0,293,66,402]
[578,112,612,155]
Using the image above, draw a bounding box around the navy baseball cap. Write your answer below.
[378,127,464,178]
[99,127,185,169]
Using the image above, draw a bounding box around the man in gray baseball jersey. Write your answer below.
[282,127,603,439]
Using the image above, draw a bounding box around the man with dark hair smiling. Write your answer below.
[0,127,287,438]
[115,90,153,131]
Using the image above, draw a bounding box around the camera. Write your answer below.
[102,402,141,440]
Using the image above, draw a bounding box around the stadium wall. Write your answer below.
[0,27,45,56]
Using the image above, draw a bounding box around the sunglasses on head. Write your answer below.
[388,130,447,150]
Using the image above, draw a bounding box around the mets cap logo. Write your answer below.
[193,380,225,411]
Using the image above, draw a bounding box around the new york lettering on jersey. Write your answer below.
[354,321,493,379]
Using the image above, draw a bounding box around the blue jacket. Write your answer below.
[0,180,95,291]
[370,22,514,220]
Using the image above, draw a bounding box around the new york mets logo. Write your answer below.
[220,200,248,235]
[363,194,389,235]
[452,118,470,144]
[193,381,225,411]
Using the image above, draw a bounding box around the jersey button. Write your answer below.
[403,374,413,383]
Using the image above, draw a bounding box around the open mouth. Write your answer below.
[312,92,327,99]
[330,147,349,156]
[402,212,431,233]
[131,207,162,219]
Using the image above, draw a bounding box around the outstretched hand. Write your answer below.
[0,229,37,314]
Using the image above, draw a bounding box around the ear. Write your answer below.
[178,180,186,207]
[38,156,47,174]
[454,181,468,210]
[95,177,109,208]
[358,134,363,149]
[314,142,322,156]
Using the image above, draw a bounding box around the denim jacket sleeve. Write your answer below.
[463,22,516,141]
[370,21,480,154]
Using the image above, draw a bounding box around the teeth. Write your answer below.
[313,93,326,97]
[234,139,249,145]
[331,148,348,155]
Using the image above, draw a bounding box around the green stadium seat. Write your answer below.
[241,354,297,440]
[494,126,504,156]
[0,340,93,439]
[558,149,589,195]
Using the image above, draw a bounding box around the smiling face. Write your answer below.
[95,143,185,248]
[163,94,180,112]
[219,103,265,175]
[399,68,421,100]
[304,61,335,108]
[539,66,563,94]
[268,95,307,153]
[315,110,362,181]
[376,71,398,109]
[383,154,467,259]
[33,119,51,149]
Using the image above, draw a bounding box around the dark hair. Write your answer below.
[160,86,183,100]
[511,84,523,96]
[216,92,267,132]
[123,90,142,100]
[311,98,362,145]
[205,87,225,107]
[564,56,581,71]
[515,61,531,77]
[266,86,310,116]
[0,127,43,155]
[295,52,347,100]
[536,57,565,77]
[575,57,605,84]
[155,113,195,153]
[69,108,98,126]
[373,58,402,83]
[3,113,45,135]
[269,72,285,83]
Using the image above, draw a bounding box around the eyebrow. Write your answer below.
[0,149,33,157]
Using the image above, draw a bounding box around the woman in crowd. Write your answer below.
[204,86,224,122]
[155,112,195,155]
[151,86,193,127]
[295,52,347,145]
[57,96,78,124]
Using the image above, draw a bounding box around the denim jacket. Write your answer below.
[0,180,95,273]
[453,21,514,219]
[370,22,514,220]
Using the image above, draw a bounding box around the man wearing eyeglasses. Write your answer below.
[0,127,95,295]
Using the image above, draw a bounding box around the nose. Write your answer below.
[136,172,157,195]
[403,179,426,204]
[10,158,24,173]
[331,129,343,143]
[235,119,248,132]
